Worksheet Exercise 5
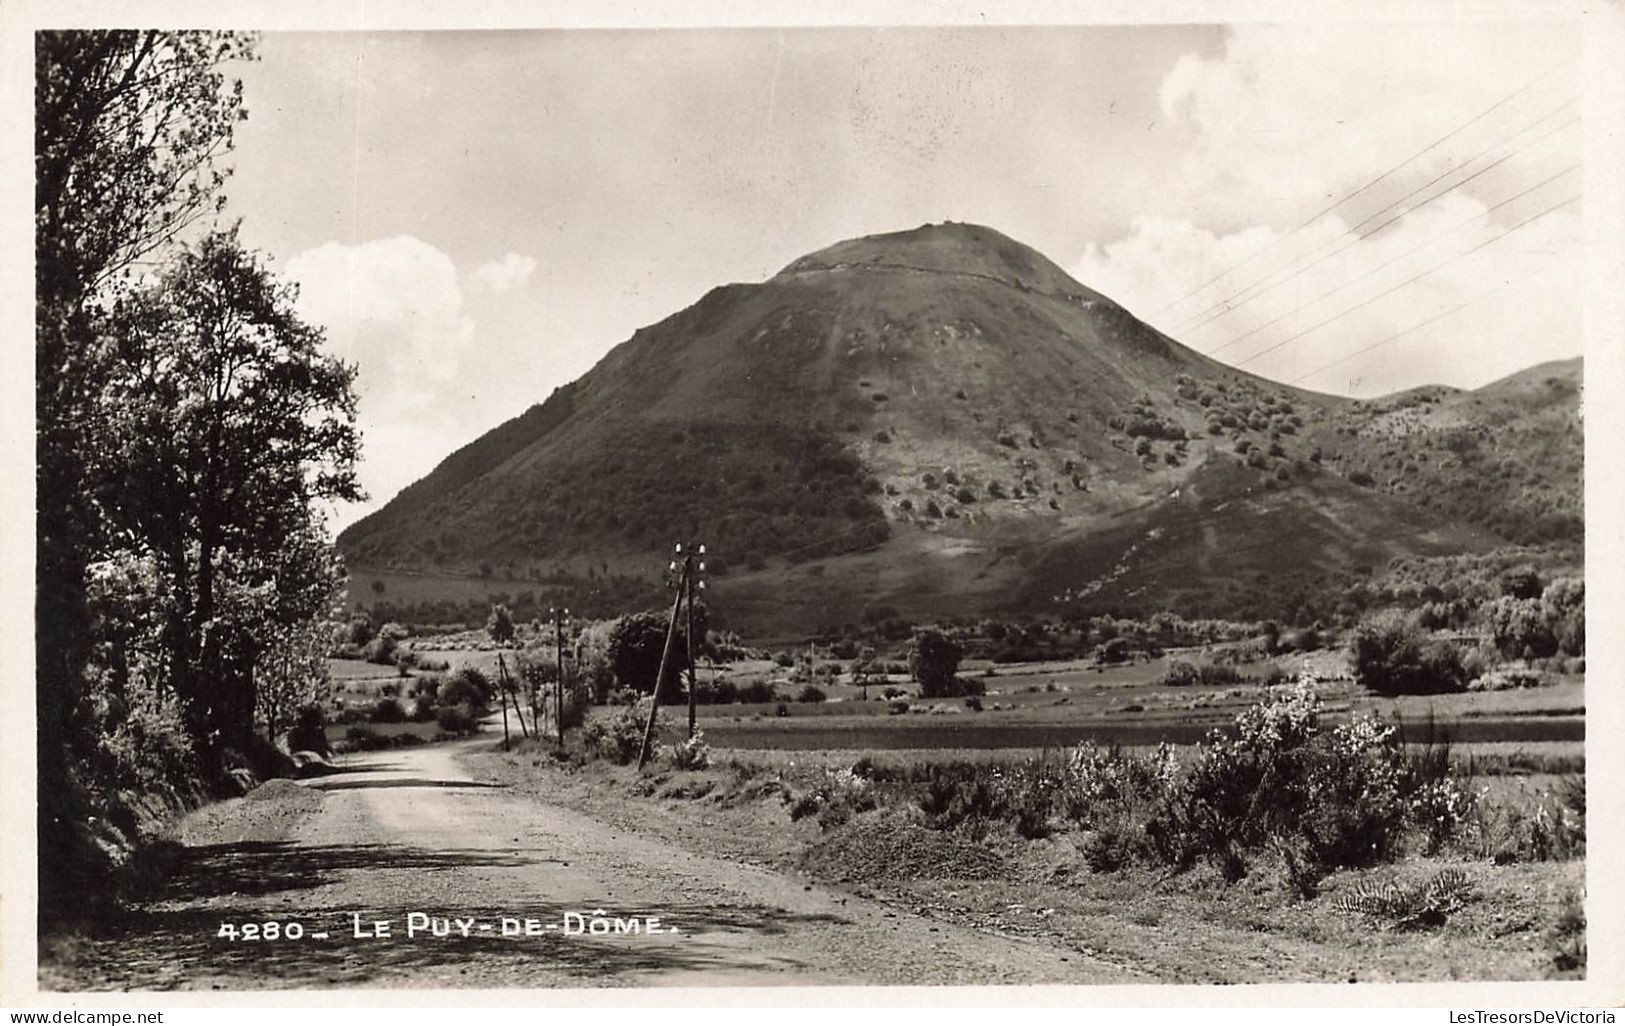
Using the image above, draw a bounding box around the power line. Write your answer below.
[1233,192,1579,370]
[1286,284,1513,386]
[1178,99,1578,337]
[1205,162,1578,357]
[1149,60,1572,320]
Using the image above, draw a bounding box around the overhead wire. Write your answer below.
[1178,99,1578,337]
[1204,161,1579,357]
[1148,59,1572,321]
[1233,193,1579,370]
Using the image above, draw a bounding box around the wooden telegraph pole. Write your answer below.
[551,606,569,754]
[685,557,698,738]
[636,541,706,769]
[497,652,529,741]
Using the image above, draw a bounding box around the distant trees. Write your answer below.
[1352,612,1467,695]
[1486,577,1584,660]
[909,629,963,698]
[849,645,881,700]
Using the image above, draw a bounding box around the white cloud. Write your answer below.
[1074,23,1582,396]
[471,252,539,293]
[284,236,479,528]
[286,235,475,392]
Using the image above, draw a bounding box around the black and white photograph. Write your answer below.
[4,0,1623,1005]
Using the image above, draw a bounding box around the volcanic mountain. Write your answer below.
[337,223,1581,634]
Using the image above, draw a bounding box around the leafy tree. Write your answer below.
[1542,578,1585,657]
[486,603,516,645]
[909,629,963,698]
[607,611,685,699]
[37,29,258,718]
[244,526,346,744]
[35,30,258,911]
[849,645,881,700]
[1352,612,1467,695]
[1498,566,1545,600]
[100,227,360,747]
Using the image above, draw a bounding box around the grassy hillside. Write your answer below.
[1306,359,1581,545]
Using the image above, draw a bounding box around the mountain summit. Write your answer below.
[338,223,1580,633]
[774,221,1109,301]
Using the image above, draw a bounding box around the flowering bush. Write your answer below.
[1141,676,1470,879]
[1408,778,1477,854]
[788,767,877,829]
[583,705,651,765]
[668,729,712,771]
[1061,743,1176,825]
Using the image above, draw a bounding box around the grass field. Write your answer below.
[327,643,1584,756]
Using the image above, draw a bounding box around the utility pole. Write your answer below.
[637,541,706,769]
[498,661,511,751]
[497,652,528,740]
[685,563,698,738]
[551,606,569,754]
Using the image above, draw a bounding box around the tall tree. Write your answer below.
[102,228,361,747]
[35,30,256,907]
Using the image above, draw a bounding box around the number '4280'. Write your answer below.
[217,920,306,941]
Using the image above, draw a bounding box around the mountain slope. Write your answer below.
[1304,358,1581,546]
[337,223,1580,632]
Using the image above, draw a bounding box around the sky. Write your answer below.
[216,20,1585,532]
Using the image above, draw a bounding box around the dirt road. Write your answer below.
[46,742,1137,990]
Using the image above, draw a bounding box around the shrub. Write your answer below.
[343,725,388,751]
[435,704,478,734]
[1080,825,1137,872]
[736,680,776,704]
[999,763,1059,839]
[694,676,739,705]
[1468,667,1548,691]
[582,705,651,765]
[1353,612,1467,695]
[439,666,495,713]
[411,696,437,722]
[797,685,827,704]
[1286,626,1323,652]
[918,763,1003,832]
[286,703,331,755]
[1498,566,1544,599]
[1549,886,1587,974]
[667,730,712,771]
[347,616,377,647]
[1162,660,1199,686]
[1095,637,1134,664]
[369,698,407,723]
[362,634,398,665]
[786,767,877,830]
[1144,682,1473,879]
